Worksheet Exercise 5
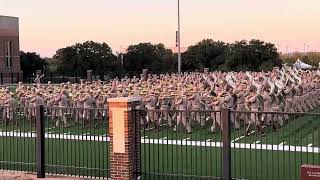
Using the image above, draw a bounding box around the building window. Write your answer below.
[4,41,13,68]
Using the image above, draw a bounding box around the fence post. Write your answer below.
[16,73,19,83]
[101,71,104,81]
[222,108,231,180]
[87,70,93,82]
[36,105,45,178]
[11,73,14,84]
[107,97,142,180]
[142,69,148,81]
[75,72,78,83]
[62,73,65,82]
[50,72,53,83]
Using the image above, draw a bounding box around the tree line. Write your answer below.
[20,39,288,77]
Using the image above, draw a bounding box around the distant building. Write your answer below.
[0,15,22,83]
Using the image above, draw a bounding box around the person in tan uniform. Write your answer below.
[174,91,191,133]
[261,84,273,134]
[208,84,224,133]
[188,87,204,127]
[235,82,250,125]
[144,90,159,129]
[223,85,239,129]
[245,85,261,136]
[55,89,69,127]
[81,91,95,127]
[158,93,173,127]
[4,93,17,124]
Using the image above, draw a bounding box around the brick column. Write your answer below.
[108,97,141,180]
[142,69,148,81]
[87,70,93,82]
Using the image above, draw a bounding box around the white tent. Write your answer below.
[293,59,312,69]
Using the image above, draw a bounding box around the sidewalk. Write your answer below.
[0,171,92,180]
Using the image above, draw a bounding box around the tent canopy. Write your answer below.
[293,59,312,69]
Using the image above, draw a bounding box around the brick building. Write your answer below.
[0,15,22,83]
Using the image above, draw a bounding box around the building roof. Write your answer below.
[0,15,19,36]
[0,15,18,19]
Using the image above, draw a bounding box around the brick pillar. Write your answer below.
[108,97,141,180]
[87,70,93,82]
[142,69,148,81]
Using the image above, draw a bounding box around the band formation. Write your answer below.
[1,65,320,135]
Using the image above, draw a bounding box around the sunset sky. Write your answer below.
[1,0,319,57]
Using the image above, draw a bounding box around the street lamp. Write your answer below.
[177,0,181,74]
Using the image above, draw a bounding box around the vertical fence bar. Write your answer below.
[62,73,65,83]
[50,72,53,83]
[36,105,45,178]
[10,72,13,83]
[222,108,231,180]
[16,73,19,83]
[0,72,3,84]
[75,72,78,83]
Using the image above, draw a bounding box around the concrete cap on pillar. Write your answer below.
[107,97,142,103]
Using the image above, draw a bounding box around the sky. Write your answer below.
[1,0,320,57]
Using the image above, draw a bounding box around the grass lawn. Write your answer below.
[140,144,319,180]
[0,136,109,178]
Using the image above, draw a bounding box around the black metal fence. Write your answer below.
[229,110,320,180]
[0,106,37,173]
[43,106,109,178]
[23,73,84,84]
[1,105,319,180]
[133,109,320,180]
[0,70,187,84]
[0,73,24,84]
[0,105,109,179]
[22,71,142,84]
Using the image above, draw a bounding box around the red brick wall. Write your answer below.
[0,16,22,83]
[0,35,21,73]
[108,101,140,180]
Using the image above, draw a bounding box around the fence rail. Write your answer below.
[0,70,188,84]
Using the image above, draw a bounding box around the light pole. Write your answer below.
[177,0,181,74]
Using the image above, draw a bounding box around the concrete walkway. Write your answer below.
[0,171,92,180]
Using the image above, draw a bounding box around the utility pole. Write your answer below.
[177,0,181,74]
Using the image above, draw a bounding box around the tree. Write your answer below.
[53,41,119,76]
[182,39,228,71]
[223,39,281,71]
[45,58,59,73]
[20,51,48,77]
[123,43,175,73]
